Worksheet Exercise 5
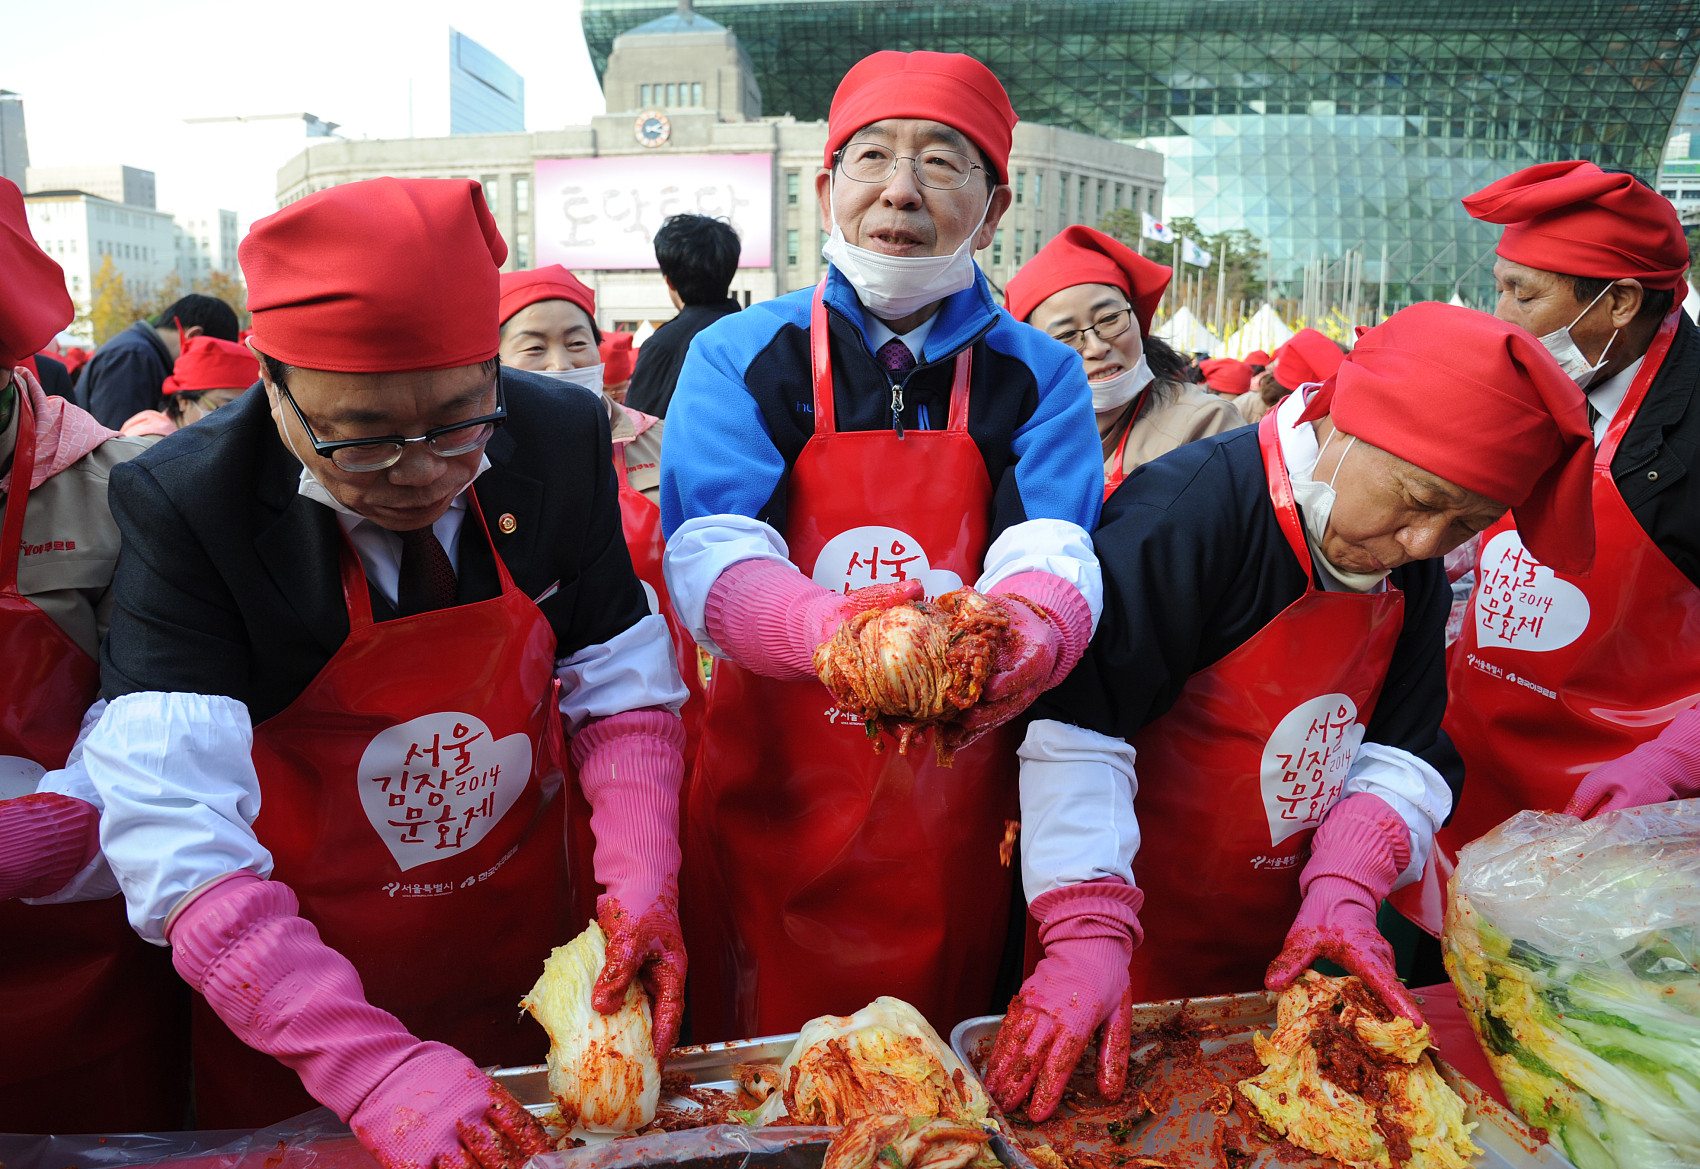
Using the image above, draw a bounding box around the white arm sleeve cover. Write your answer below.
[26,699,122,904]
[556,613,690,733]
[974,519,1104,631]
[1342,741,1453,888]
[662,513,791,655]
[81,692,273,944]
[1018,718,1140,900]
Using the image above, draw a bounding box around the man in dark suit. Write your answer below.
[75,178,687,1168]
[77,295,239,428]
[624,213,741,418]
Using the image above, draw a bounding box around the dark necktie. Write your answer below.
[396,525,457,616]
[875,338,916,378]
[1586,400,1603,434]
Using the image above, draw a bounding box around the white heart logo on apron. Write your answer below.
[358,711,532,872]
[1259,693,1363,848]
[1473,529,1591,653]
[812,525,963,599]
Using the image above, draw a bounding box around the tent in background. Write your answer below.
[1154,306,1222,356]
[1223,303,1294,360]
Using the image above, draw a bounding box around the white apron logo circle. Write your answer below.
[811,525,962,598]
[358,712,532,872]
[1473,529,1590,653]
[1260,694,1363,848]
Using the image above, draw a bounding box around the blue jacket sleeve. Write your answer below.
[1003,324,1104,532]
[660,310,792,538]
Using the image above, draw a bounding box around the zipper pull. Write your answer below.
[891,382,905,439]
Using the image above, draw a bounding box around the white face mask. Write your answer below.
[820,187,991,320]
[1289,426,1390,592]
[1089,355,1155,414]
[533,363,604,394]
[1538,283,1617,391]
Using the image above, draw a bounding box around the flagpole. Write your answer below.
[1214,237,1227,343]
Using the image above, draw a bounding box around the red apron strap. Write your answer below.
[613,445,633,490]
[334,484,515,631]
[1,379,40,595]
[1256,408,1315,575]
[1597,307,1680,468]
[945,350,972,432]
[809,280,836,436]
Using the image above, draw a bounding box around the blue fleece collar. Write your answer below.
[822,265,1001,366]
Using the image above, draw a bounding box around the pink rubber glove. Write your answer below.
[169,872,550,1169]
[1565,703,1700,818]
[983,879,1143,1122]
[571,707,688,1063]
[1266,793,1423,1025]
[955,572,1093,738]
[0,792,100,900]
[705,557,923,679]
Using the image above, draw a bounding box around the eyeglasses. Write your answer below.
[835,142,986,191]
[1049,308,1135,352]
[279,369,506,473]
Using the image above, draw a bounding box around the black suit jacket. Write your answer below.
[624,299,740,418]
[33,353,73,400]
[1610,308,1700,589]
[80,321,172,428]
[103,369,649,723]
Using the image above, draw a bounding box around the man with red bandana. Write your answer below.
[660,51,1102,1042]
[63,178,688,1165]
[1391,161,1700,939]
[985,304,1591,1119]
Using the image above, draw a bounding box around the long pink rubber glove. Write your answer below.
[954,572,1094,738]
[705,557,924,679]
[570,707,687,1063]
[169,872,551,1169]
[983,879,1144,1122]
[1565,703,1700,818]
[1266,793,1423,1025]
[0,792,99,900]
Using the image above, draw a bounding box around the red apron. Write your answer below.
[682,283,1019,1042]
[1099,390,1151,500]
[193,493,572,1128]
[1393,310,1700,935]
[1123,409,1405,1001]
[559,451,709,929]
[0,386,189,1132]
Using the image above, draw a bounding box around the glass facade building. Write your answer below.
[450,29,526,136]
[583,0,1700,302]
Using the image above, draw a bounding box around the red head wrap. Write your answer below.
[163,335,260,395]
[1463,161,1689,292]
[1298,303,1594,574]
[1,179,74,371]
[599,332,635,383]
[241,178,507,374]
[1199,357,1252,396]
[499,265,597,327]
[1273,328,1345,391]
[1004,226,1172,336]
[825,51,1017,182]
[1245,349,1272,367]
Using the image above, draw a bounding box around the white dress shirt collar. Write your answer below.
[863,312,940,365]
[1587,356,1642,446]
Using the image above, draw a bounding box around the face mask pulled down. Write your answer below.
[1088,355,1154,414]
[1538,283,1617,391]
[534,363,605,395]
[1289,426,1389,593]
[820,188,992,320]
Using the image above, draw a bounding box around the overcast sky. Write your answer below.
[5,0,609,228]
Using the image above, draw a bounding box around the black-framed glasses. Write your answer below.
[835,142,985,190]
[1050,308,1135,352]
[280,369,506,473]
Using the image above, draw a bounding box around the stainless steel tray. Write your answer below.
[949,992,1575,1169]
[497,1031,1037,1169]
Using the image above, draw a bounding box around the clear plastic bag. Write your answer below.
[0,1108,374,1169]
[522,1125,839,1169]
[1442,799,1700,1169]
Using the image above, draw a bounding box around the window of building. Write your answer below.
[787,171,799,205]
[517,233,531,268]
[666,83,678,106]
[1663,188,1679,198]
[787,229,800,267]
[641,84,651,106]
[1078,179,1086,220]
[1114,183,1125,209]
[1096,180,1106,220]
[993,229,1004,266]
[483,176,499,214]
[1014,230,1025,263]
[692,82,704,106]
[516,177,530,214]
[1015,170,1026,205]
[1035,171,1043,208]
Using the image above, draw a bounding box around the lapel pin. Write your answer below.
[497,512,518,535]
